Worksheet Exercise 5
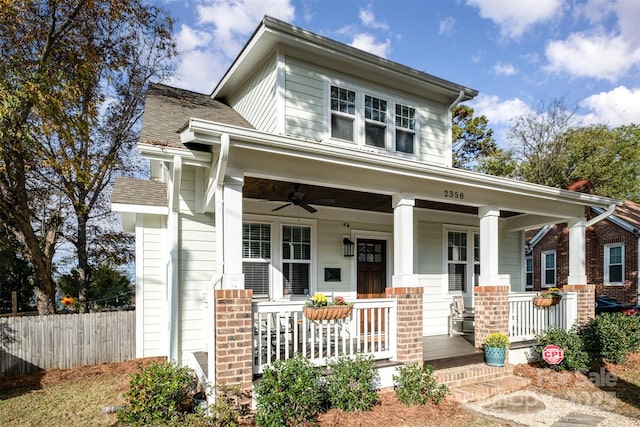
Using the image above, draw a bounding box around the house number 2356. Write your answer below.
[443,190,464,199]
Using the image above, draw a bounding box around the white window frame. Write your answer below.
[541,250,556,288]
[242,222,272,299]
[326,81,419,158]
[604,243,624,286]
[443,227,479,294]
[243,215,317,301]
[525,256,533,291]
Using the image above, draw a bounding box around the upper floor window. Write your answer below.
[329,85,418,155]
[604,243,624,285]
[541,250,556,288]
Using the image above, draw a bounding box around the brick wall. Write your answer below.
[529,211,638,304]
[473,286,509,349]
[386,287,423,363]
[214,289,253,395]
[563,284,595,324]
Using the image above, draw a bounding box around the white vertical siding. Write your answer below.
[417,102,449,166]
[141,214,165,357]
[228,54,278,133]
[178,166,216,359]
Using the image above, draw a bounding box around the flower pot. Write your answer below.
[484,346,506,367]
[534,296,562,307]
[303,305,353,321]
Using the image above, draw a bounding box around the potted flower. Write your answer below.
[534,287,562,307]
[303,293,353,321]
[484,332,509,367]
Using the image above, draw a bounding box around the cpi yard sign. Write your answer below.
[542,345,564,364]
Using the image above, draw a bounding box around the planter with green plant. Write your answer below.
[483,332,509,367]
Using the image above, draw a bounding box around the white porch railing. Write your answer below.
[252,299,397,374]
[508,292,578,342]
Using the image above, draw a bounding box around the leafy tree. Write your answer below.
[452,104,498,170]
[0,1,175,313]
[506,98,576,186]
[58,264,133,310]
[476,148,519,179]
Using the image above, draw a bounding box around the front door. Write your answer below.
[357,239,387,334]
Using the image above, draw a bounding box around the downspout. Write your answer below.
[207,133,229,405]
[447,90,465,168]
[169,155,182,363]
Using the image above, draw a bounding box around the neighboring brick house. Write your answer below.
[525,200,640,304]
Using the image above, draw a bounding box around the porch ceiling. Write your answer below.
[243,177,521,217]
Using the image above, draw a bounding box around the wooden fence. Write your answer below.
[0,311,135,377]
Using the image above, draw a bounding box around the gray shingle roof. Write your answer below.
[140,83,253,150]
[111,176,168,207]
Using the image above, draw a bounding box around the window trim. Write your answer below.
[525,256,533,291]
[604,243,624,286]
[443,226,479,294]
[243,215,317,300]
[326,81,419,158]
[541,250,556,288]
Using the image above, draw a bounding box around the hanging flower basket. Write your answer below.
[303,305,353,321]
[534,296,562,307]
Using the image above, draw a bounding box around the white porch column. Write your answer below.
[221,170,244,289]
[568,216,587,285]
[392,192,416,287]
[478,206,500,286]
[167,155,182,362]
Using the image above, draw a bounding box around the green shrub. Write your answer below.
[325,354,379,412]
[533,326,589,371]
[393,363,449,406]
[254,355,325,426]
[578,313,640,364]
[117,361,196,426]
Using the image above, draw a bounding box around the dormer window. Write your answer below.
[329,84,418,156]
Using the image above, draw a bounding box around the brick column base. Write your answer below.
[214,289,253,397]
[473,286,509,349]
[562,284,595,325]
[386,287,423,364]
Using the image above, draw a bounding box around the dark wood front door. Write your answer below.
[357,239,387,334]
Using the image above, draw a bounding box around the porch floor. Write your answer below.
[423,334,484,370]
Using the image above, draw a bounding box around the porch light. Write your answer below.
[343,237,354,257]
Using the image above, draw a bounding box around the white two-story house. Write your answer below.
[111,16,620,389]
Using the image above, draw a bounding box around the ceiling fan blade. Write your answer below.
[272,203,292,212]
[299,201,317,213]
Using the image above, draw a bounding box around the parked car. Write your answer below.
[595,295,636,315]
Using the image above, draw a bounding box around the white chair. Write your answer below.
[448,296,475,337]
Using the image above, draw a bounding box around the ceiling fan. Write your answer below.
[271,183,333,213]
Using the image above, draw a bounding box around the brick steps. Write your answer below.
[436,363,531,404]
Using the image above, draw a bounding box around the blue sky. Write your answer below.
[158,0,640,147]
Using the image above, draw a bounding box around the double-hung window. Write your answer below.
[330,86,356,142]
[447,230,479,292]
[242,223,271,298]
[525,256,533,290]
[541,251,556,288]
[282,225,311,296]
[329,85,417,155]
[604,243,624,285]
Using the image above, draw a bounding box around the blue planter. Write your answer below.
[484,346,506,367]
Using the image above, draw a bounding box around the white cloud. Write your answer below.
[168,49,228,93]
[439,17,456,36]
[579,86,640,126]
[520,52,539,64]
[471,94,532,125]
[196,0,295,57]
[359,5,389,31]
[466,0,564,39]
[492,62,517,76]
[350,33,391,58]
[545,33,640,82]
[174,24,213,52]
